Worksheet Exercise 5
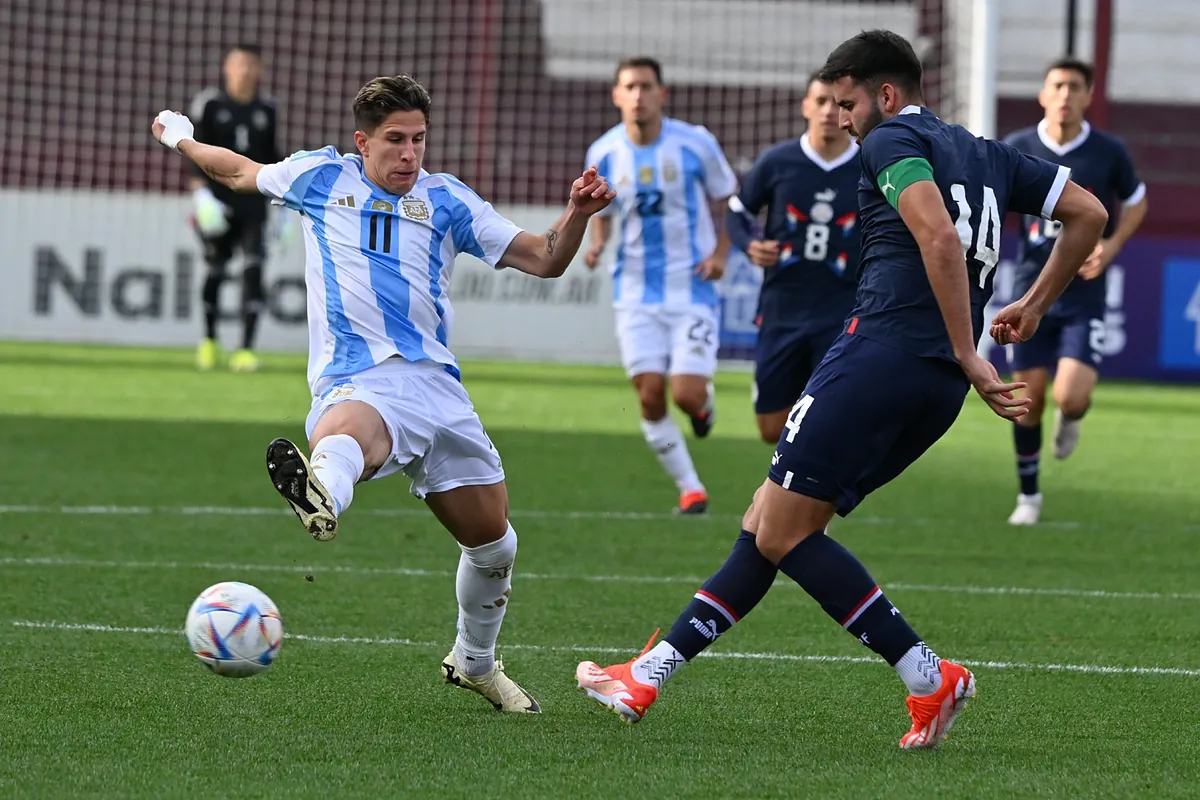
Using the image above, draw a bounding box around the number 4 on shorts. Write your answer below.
[784,394,814,443]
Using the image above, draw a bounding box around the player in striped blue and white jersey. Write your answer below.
[584,57,737,515]
[153,75,614,713]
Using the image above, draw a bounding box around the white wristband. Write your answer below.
[156,110,195,151]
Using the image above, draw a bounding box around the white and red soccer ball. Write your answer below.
[185,581,283,677]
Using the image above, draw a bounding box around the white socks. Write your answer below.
[453,524,519,678]
[310,434,364,515]
[631,640,686,689]
[895,643,944,696]
[640,416,704,495]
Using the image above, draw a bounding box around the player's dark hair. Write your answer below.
[614,57,664,86]
[223,43,262,59]
[353,75,432,131]
[818,29,923,97]
[1045,56,1094,88]
[806,69,828,91]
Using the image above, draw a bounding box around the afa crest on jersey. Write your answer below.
[402,196,431,221]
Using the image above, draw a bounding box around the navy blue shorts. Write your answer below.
[766,333,969,516]
[753,322,841,414]
[1008,314,1104,373]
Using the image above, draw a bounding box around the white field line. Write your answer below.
[0,503,1092,529]
[3,555,1198,602]
[11,619,1200,678]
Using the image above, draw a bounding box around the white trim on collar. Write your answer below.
[898,105,923,116]
[1037,119,1092,156]
[800,133,859,172]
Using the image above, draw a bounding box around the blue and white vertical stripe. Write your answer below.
[586,118,737,309]
[257,149,522,395]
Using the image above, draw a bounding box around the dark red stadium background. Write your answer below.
[2,0,1193,237]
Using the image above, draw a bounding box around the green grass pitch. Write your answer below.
[1,341,1198,798]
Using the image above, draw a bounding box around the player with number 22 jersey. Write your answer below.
[584,57,737,515]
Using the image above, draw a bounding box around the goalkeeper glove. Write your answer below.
[193,187,231,236]
[156,110,195,150]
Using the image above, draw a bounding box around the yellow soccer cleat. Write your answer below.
[442,651,540,713]
[196,338,220,372]
[230,349,261,373]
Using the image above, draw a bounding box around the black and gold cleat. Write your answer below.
[442,651,541,713]
[266,437,338,541]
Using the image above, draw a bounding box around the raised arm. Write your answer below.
[500,166,615,278]
[152,111,263,194]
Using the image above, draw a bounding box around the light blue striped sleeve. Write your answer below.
[694,126,737,200]
[441,176,524,268]
[255,146,341,208]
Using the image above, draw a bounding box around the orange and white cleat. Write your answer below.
[675,490,709,515]
[899,660,976,750]
[576,630,661,724]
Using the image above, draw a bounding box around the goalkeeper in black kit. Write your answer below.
[187,43,282,372]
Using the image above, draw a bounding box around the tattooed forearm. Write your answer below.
[545,228,559,256]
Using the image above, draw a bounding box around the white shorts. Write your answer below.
[305,358,504,499]
[614,304,720,378]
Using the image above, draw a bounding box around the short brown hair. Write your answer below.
[614,57,664,86]
[352,75,432,133]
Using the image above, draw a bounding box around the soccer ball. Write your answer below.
[185,581,284,677]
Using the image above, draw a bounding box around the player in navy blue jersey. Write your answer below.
[727,72,862,444]
[1003,57,1148,526]
[575,30,1108,750]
